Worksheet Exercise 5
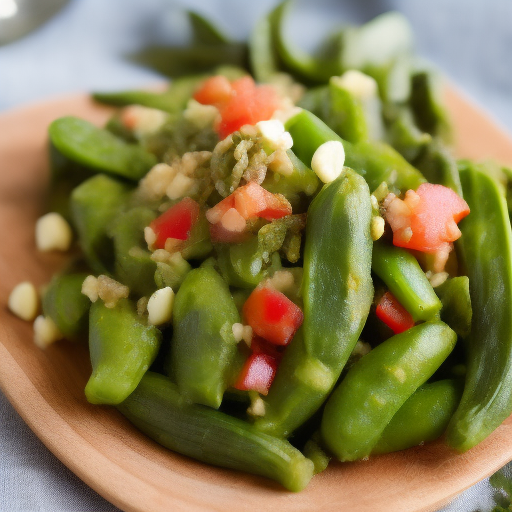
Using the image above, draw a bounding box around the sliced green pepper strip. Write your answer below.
[286,109,425,192]
[340,12,414,103]
[108,207,157,297]
[271,0,341,82]
[117,372,314,492]
[249,6,281,82]
[168,266,243,408]
[49,117,157,181]
[435,276,472,339]
[254,169,373,437]
[70,174,131,274]
[446,164,512,452]
[188,10,230,45]
[85,299,162,405]
[372,241,442,322]
[409,70,451,141]
[413,139,463,196]
[321,321,457,461]
[42,272,91,341]
[372,379,462,455]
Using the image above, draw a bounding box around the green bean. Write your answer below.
[117,372,314,492]
[409,70,451,140]
[248,6,280,82]
[413,139,463,196]
[70,174,131,274]
[285,109,425,192]
[372,241,442,321]
[85,299,162,405]
[167,266,243,408]
[108,207,157,297]
[321,321,457,461]
[49,117,157,181]
[42,272,91,341]
[254,169,373,437]
[270,0,340,82]
[446,163,512,451]
[154,256,192,292]
[340,12,413,103]
[372,379,462,455]
[435,276,472,339]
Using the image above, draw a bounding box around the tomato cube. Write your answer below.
[376,292,415,334]
[243,286,303,346]
[150,197,200,249]
[234,353,278,395]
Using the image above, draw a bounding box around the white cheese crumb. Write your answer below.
[147,287,175,325]
[331,70,378,100]
[220,208,246,232]
[96,275,129,309]
[121,105,168,136]
[247,395,266,417]
[371,216,385,241]
[256,120,293,152]
[429,271,449,288]
[311,141,345,183]
[232,322,244,342]
[166,173,195,200]
[33,315,62,349]
[35,212,73,252]
[8,282,39,321]
[81,275,99,302]
[144,226,157,251]
[268,149,294,177]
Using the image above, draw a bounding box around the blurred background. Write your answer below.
[1,1,511,511]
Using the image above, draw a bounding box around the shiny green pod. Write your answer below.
[85,299,162,405]
[70,174,131,274]
[446,164,512,451]
[285,109,425,193]
[254,169,373,437]
[372,379,462,455]
[42,272,91,341]
[167,266,242,408]
[321,321,457,461]
[372,241,442,321]
[117,372,314,492]
[49,116,157,181]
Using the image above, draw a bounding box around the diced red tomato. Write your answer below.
[234,353,278,395]
[149,197,200,249]
[243,286,303,346]
[234,182,292,221]
[385,184,470,253]
[193,75,232,108]
[376,292,415,334]
[206,182,292,243]
[193,75,281,139]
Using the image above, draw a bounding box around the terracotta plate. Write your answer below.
[1,87,512,512]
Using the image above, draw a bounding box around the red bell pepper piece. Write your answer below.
[376,291,415,334]
[234,353,278,395]
[243,286,303,346]
[149,197,200,249]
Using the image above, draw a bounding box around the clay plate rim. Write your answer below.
[1,85,512,512]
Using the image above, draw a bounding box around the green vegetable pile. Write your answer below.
[28,0,512,492]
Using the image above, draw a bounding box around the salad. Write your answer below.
[6,0,512,493]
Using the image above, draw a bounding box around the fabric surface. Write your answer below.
[1,1,511,511]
